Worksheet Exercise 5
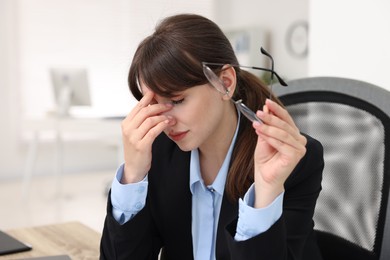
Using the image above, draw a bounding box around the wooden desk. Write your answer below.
[0,222,101,260]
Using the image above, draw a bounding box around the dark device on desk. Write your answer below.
[0,230,32,255]
[17,255,72,260]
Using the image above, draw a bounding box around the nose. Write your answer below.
[161,108,177,126]
[166,115,177,126]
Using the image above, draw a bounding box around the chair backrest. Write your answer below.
[274,77,390,260]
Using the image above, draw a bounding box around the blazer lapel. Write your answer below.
[153,143,194,260]
[215,192,238,259]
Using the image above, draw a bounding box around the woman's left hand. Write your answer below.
[252,99,307,208]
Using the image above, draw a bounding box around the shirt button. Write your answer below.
[137,186,145,193]
[134,202,143,210]
[209,188,215,193]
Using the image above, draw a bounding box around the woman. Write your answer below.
[100,13,324,260]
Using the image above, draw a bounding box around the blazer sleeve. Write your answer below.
[224,135,324,260]
[99,133,192,260]
[99,191,162,260]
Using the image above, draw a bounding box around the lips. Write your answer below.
[168,131,189,142]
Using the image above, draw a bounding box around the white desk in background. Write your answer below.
[21,115,124,198]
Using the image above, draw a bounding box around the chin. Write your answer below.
[166,132,199,152]
[176,143,195,152]
[173,140,199,152]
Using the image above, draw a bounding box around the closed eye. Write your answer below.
[171,99,184,105]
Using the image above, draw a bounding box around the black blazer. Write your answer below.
[100,133,324,260]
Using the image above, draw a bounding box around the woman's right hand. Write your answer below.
[121,91,175,184]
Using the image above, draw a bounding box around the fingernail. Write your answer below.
[253,121,262,127]
[257,110,264,117]
[167,116,176,125]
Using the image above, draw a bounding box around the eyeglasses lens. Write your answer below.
[202,65,226,94]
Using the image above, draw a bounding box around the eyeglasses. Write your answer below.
[202,47,287,123]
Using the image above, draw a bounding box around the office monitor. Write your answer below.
[50,68,91,116]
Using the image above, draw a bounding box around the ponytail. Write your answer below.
[225,70,283,201]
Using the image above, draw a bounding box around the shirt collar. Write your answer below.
[190,110,241,196]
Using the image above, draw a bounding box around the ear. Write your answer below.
[220,65,237,101]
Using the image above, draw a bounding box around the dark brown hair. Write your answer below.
[128,13,283,201]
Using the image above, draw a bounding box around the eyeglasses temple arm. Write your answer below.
[260,47,274,72]
[261,47,288,87]
[260,47,275,84]
[246,66,288,86]
[202,62,288,86]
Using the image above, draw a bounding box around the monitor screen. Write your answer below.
[50,68,91,106]
[50,68,91,116]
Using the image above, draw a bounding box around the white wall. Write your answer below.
[0,0,309,179]
[18,0,214,118]
[215,0,309,81]
[0,0,214,179]
[9,0,388,180]
[19,0,133,117]
[0,0,23,178]
[309,0,390,91]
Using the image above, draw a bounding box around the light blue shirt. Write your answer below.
[111,115,284,260]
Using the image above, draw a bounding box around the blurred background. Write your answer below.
[0,0,389,232]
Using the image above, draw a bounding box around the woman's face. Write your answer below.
[142,83,236,152]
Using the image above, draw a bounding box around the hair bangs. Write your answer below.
[138,43,206,97]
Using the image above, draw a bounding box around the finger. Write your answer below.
[256,128,307,159]
[263,104,269,114]
[264,99,298,130]
[124,91,154,126]
[258,99,305,143]
[133,114,173,141]
[256,124,307,156]
[131,102,173,128]
[254,122,307,151]
[122,115,173,164]
[256,110,302,142]
[127,91,164,123]
[128,91,155,118]
[138,118,173,148]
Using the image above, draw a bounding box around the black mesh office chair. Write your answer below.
[274,77,390,260]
